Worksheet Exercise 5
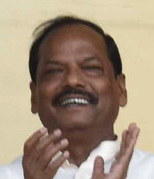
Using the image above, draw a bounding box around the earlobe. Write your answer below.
[117,74,127,107]
[30,82,38,114]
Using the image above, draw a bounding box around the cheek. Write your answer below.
[36,88,59,131]
[92,78,119,117]
[37,78,61,100]
[35,80,64,127]
[36,84,57,117]
[90,77,115,96]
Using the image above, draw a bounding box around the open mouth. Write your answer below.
[52,88,98,107]
[60,97,90,107]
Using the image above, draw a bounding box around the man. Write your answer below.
[0,16,153,179]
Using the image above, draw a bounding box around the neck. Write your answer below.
[62,126,116,167]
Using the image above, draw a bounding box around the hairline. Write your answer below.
[29,16,122,83]
[38,23,109,61]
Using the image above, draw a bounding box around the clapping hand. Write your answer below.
[22,128,69,179]
[92,123,139,179]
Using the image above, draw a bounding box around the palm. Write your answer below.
[92,123,139,179]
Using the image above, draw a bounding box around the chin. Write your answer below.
[56,113,95,130]
[39,107,97,132]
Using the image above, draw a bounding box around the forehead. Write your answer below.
[39,24,108,59]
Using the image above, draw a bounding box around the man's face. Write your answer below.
[30,24,127,133]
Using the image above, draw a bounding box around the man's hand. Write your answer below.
[22,127,69,179]
[92,123,140,179]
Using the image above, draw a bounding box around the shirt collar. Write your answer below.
[62,139,120,178]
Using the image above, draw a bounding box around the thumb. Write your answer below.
[92,156,105,179]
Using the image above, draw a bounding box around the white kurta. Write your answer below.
[0,140,154,179]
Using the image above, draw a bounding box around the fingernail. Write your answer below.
[40,127,47,134]
[63,151,69,157]
[61,138,69,145]
[53,129,62,136]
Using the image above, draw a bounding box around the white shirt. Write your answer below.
[1,140,154,179]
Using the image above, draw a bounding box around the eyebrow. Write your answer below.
[45,60,62,65]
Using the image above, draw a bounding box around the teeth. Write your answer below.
[61,98,89,106]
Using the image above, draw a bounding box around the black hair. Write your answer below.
[29,16,122,83]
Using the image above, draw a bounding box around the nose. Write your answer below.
[62,68,86,89]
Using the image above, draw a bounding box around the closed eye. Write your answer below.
[45,68,64,75]
[51,68,63,73]
[83,66,103,71]
[82,65,104,75]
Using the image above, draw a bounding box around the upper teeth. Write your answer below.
[61,98,89,106]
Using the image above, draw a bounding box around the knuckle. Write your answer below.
[46,162,57,174]
[47,162,53,169]
[34,145,41,153]
[24,142,31,154]
[54,155,66,167]
[45,145,56,157]
[54,143,65,152]
[43,152,51,163]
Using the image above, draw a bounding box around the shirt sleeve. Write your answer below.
[0,156,24,179]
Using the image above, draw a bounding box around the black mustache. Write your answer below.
[53,87,98,105]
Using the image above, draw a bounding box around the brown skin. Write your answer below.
[23,128,70,179]
[23,24,134,179]
[30,24,127,165]
[23,123,139,179]
[92,123,139,179]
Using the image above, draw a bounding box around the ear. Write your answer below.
[117,74,127,107]
[30,82,38,114]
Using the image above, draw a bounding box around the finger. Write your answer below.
[119,123,139,157]
[36,129,62,151]
[128,123,137,131]
[92,156,105,179]
[109,124,140,178]
[115,129,128,161]
[126,123,138,147]
[126,127,140,154]
[38,138,69,169]
[24,127,47,157]
[29,129,62,161]
[118,125,140,165]
[122,123,137,147]
[119,130,128,156]
[46,150,70,173]
[124,123,139,154]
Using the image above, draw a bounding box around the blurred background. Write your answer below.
[0,0,154,165]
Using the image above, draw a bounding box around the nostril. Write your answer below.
[63,72,86,88]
